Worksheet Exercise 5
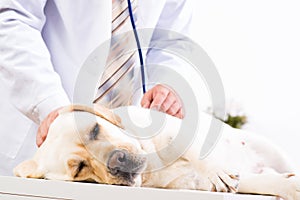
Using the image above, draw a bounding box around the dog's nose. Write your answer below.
[107,149,146,176]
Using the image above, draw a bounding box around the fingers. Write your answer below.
[149,87,170,110]
[36,108,60,147]
[179,110,184,119]
[36,123,46,147]
[160,92,176,112]
[140,84,184,119]
[168,102,184,119]
[140,88,153,109]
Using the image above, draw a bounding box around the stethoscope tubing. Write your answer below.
[127,0,147,94]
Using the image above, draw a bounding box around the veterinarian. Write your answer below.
[0,0,193,176]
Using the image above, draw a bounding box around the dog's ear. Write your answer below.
[59,104,124,129]
[67,155,92,180]
[13,160,44,178]
[92,104,123,128]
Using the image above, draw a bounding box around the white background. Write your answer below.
[190,0,300,169]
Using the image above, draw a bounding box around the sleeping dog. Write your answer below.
[14,104,300,200]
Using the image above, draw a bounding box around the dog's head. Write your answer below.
[14,105,147,186]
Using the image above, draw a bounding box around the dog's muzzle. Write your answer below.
[107,149,146,185]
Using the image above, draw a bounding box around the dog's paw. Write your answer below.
[278,173,300,200]
[206,169,239,193]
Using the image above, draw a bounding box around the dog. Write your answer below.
[14,104,300,200]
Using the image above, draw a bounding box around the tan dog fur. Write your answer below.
[14,105,300,200]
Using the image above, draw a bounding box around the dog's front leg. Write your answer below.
[208,170,239,193]
[196,161,240,193]
[141,157,238,192]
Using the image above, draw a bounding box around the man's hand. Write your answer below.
[141,84,184,119]
[36,107,62,147]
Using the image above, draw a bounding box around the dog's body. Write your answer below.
[14,105,300,200]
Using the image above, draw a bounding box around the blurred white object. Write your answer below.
[0,176,279,200]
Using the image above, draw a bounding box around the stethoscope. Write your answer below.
[127,0,147,94]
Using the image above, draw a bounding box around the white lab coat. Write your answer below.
[0,0,193,175]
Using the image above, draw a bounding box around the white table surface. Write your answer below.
[0,176,280,200]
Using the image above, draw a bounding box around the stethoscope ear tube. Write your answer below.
[127,0,147,94]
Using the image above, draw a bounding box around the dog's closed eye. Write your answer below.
[89,124,100,140]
